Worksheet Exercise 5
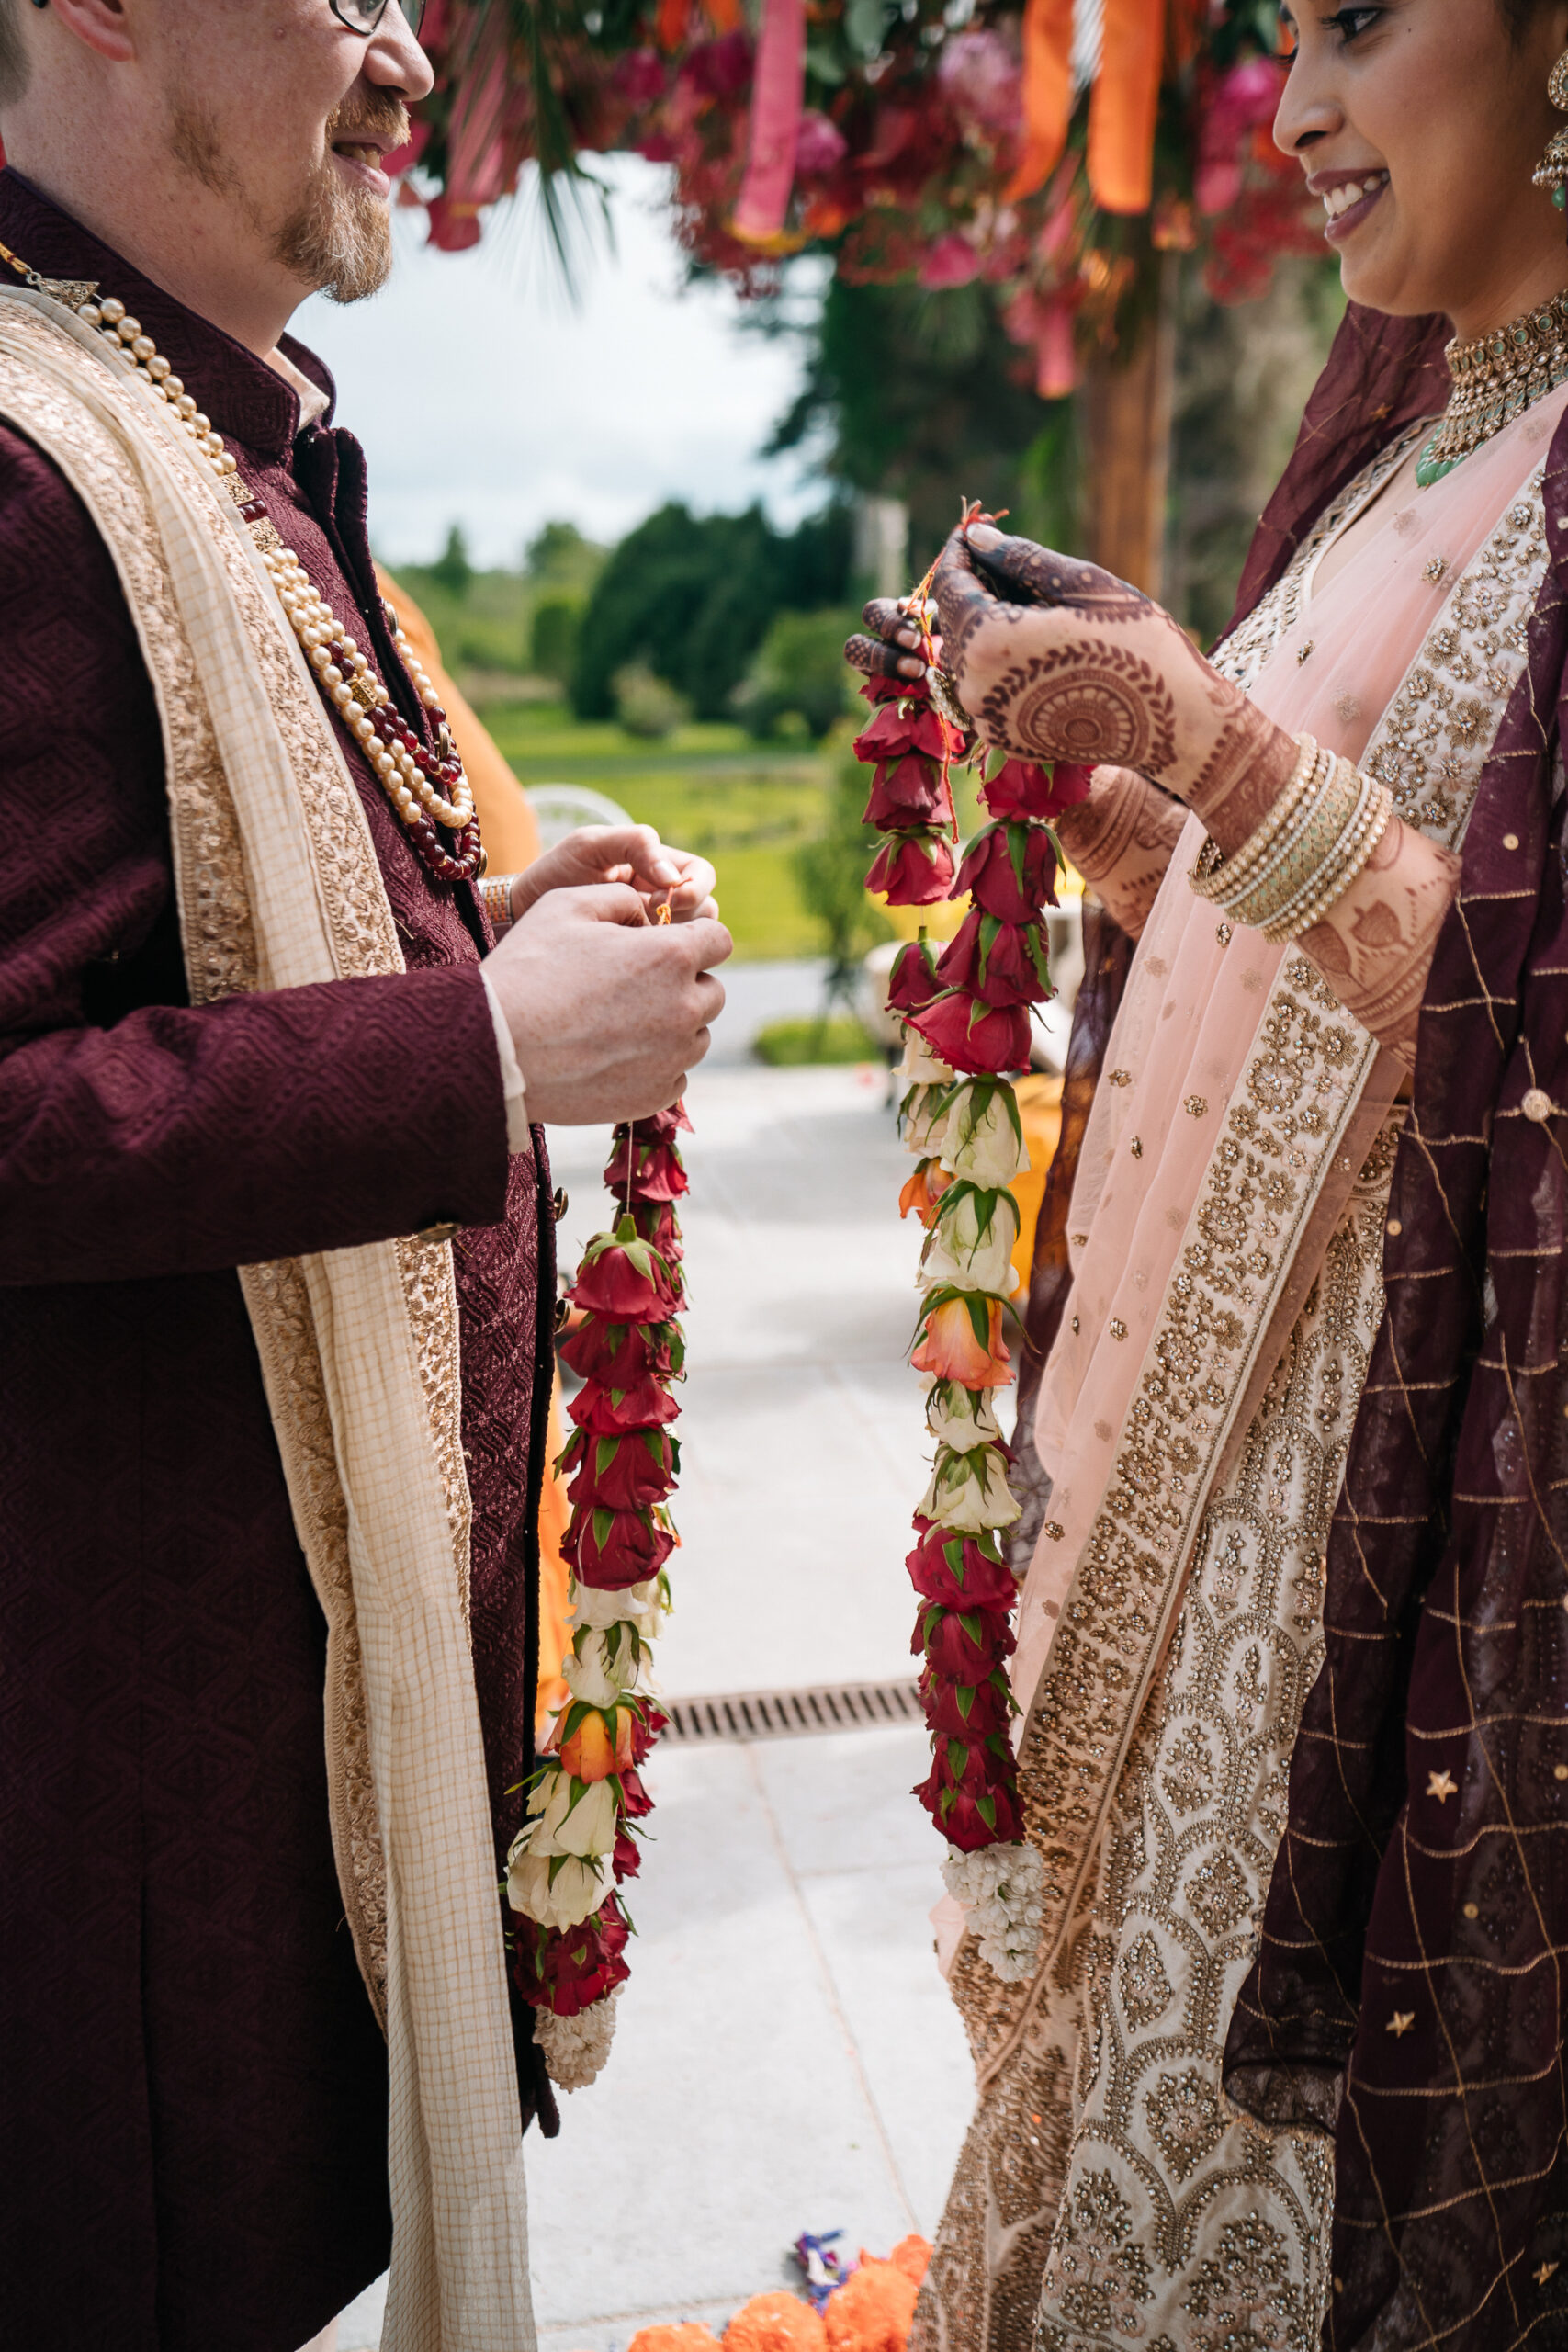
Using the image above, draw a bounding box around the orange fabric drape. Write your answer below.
[374,568,571,1726]
[658,0,692,50]
[1005,0,1076,203]
[705,0,744,28]
[375,566,542,873]
[1088,0,1168,214]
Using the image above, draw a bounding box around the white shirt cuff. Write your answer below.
[479,968,533,1157]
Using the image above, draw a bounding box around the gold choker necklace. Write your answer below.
[1416,287,1568,487]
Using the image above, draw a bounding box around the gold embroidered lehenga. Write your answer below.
[912,385,1568,2352]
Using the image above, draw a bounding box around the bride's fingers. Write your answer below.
[845,629,924,681]
[964,524,1147,618]
[931,532,998,654]
[861,596,923,649]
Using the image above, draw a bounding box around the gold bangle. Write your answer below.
[1226,754,1352,932]
[1259,767,1394,944]
[1189,733,1324,904]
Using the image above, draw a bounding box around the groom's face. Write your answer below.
[146,0,433,302]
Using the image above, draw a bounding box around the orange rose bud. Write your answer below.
[898,1159,953,1228]
[558,1706,637,1781]
[911,1295,1013,1387]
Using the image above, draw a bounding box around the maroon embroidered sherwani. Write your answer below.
[0,171,554,2352]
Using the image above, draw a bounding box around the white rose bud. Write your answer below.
[571,1577,666,1640]
[919,1442,1021,1532]
[505,1845,608,1931]
[926,1380,1004,1449]
[526,1766,620,1859]
[902,1081,951,1158]
[897,1028,956,1086]
[563,1624,643,1709]
[920,1186,1020,1297]
[941,1083,1029,1187]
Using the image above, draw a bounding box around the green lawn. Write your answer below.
[473,696,834,961]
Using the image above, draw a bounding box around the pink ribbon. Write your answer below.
[732,0,806,244]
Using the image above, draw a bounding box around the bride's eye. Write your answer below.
[1324,5,1383,39]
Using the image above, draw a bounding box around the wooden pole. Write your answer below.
[1082,254,1178,597]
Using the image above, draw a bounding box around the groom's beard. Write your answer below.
[169,87,409,306]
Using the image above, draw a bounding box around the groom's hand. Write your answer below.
[486,885,730,1125]
[512,824,718,923]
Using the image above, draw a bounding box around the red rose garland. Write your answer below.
[504,1102,689,2087]
[853,580,1090,1980]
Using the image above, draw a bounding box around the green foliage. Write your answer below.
[767,277,1053,571]
[429,523,473,600]
[736,608,859,741]
[525,519,605,592]
[530,595,581,684]
[753,1014,881,1066]
[570,500,854,721]
[793,729,894,970]
[612,662,691,739]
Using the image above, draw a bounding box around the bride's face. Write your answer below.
[1275,0,1568,335]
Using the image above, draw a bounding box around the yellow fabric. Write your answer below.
[1008,1073,1064,1294]
[376,567,544,874]
[535,1385,574,1729]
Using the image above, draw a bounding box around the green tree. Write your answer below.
[529,594,581,685]
[570,500,853,721]
[736,607,859,740]
[429,523,473,600]
[794,730,893,989]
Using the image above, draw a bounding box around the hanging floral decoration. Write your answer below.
[397,2,1318,385]
[504,1097,691,2088]
[852,531,1090,1979]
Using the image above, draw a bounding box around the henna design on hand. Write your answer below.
[1055,766,1187,938]
[1186,695,1301,848]
[976,640,1179,775]
[1297,818,1461,1070]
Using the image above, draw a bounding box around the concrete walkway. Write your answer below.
[335,991,976,2350]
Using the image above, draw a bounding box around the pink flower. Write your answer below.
[919,232,982,290]
[908,989,1032,1076]
[864,831,956,907]
[795,108,848,175]
[954,820,1058,923]
[936,27,1021,137]
[614,47,668,105]
[935,911,1052,1009]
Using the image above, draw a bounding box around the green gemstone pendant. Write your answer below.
[1415,435,1457,489]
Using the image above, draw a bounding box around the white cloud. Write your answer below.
[293,155,826,568]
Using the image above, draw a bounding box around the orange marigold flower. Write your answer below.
[628,2329,724,2352]
[910,1295,1012,1387]
[724,2291,828,2352]
[823,2259,919,2352]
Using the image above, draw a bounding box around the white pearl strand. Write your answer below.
[73,292,475,840]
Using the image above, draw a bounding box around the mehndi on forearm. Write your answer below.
[1054,765,1186,939]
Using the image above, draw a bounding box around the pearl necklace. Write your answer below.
[1416,286,1568,490]
[0,240,484,884]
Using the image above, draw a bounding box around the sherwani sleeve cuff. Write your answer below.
[479,967,533,1157]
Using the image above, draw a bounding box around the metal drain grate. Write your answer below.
[660,1678,923,1745]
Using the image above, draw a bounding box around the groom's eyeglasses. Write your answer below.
[328,0,428,36]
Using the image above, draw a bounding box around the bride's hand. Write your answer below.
[932,522,1297,832]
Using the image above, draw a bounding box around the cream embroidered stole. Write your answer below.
[0,289,535,2352]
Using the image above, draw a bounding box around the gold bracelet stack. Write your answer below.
[1189,733,1394,944]
[480,874,519,934]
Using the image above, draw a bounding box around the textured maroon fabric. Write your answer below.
[0,170,554,2351]
[1219,318,1568,2346]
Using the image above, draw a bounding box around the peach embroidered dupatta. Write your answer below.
[1015,384,1568,1736]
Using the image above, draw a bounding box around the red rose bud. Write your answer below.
[603,1132,690,1204]
[568,1374,681,1435]
[512,1895,632,2017]
[919,1665,1013,1739]
[637,1102,694,1138]
[862,671,930,707]
[568,1238,678,1321]
[935,909,1053,1009]
[613,1828,642,1882]
[863,754,954,833]
[916,1602,1016,1677]
[929,1781,1025,1852]
[865,830,956,907]
[564,1502,677,1590]
[954,820,1058,924]
[558,1316,676,1388]
[906,1526,1018,1612]
[630,1707,668,1766]
[629,1199,683,1264]
[908,989,1032,1077]
[886,934,943,1016]
[928,1730,1015,1796]
[979,759,1093,823]
[568,1427,678,1512]
[853,699,963,764]
[620,1766,653,1818]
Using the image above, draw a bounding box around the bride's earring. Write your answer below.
[1532,51,1568,211]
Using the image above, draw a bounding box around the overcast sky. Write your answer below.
[294,155,826,571]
